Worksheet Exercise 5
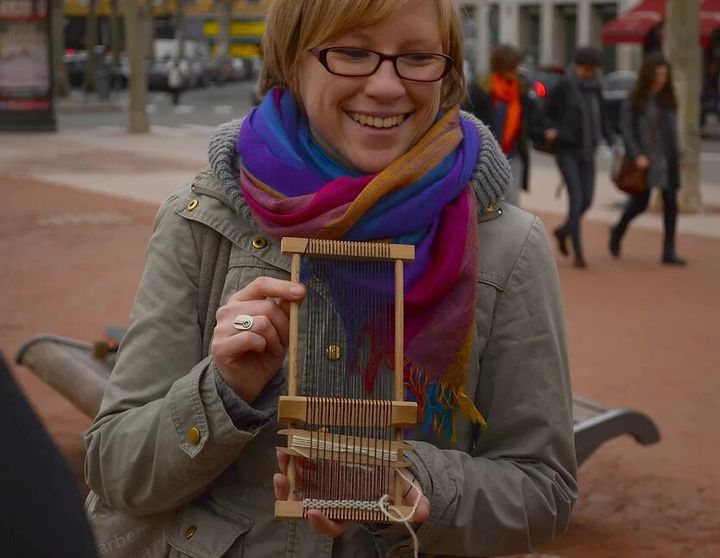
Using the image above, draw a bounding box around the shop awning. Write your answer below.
[701,0,720,47]
[602,0,666,45]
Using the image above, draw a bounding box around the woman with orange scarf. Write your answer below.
[464,44,533,206]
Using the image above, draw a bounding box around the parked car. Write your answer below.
[63,47,129,91]
[519,65,566,108]
[602,70,637,134]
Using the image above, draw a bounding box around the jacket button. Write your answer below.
[187,199,199,211]
[326,345,342,361]
[187,427,201,445]
[252,236,268,249]
[184,525,197,539]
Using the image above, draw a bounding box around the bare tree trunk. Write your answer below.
[665,0,703,212]
[83,0,98,93]
[109,0,121,67]
[216,0,232,60]
[176,0,186,60]
[124,0,150,133]
[142,1,156,61]
[51,0,69,97]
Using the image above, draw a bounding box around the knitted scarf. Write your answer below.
[237,88,486,437]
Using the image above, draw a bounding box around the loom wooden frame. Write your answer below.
[275,237,417,523]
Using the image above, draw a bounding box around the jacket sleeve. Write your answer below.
[84,195,264,516]
[384,218,578,556]
[620,99,643,161]
[463,81,496,131]
[542,80,565,132]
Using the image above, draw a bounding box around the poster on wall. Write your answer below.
[0,0,56,131]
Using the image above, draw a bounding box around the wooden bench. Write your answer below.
[15,333,661,466]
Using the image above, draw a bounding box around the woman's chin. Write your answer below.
[347,149,405,175]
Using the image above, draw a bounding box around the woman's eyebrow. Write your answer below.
[338,30,441,50]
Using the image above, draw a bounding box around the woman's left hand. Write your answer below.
[273,451,430,538]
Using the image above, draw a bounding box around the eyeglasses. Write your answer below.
[310,47,454,82]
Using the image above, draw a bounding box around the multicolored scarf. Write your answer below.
[237,88,486,437]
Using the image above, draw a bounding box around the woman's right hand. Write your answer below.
[211,277,305,402]
[635,155,650,169]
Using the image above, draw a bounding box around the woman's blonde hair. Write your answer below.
[259,0,466,108]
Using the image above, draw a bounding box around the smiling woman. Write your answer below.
[84,1,578,557]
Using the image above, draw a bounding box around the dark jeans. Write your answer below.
[614,186,679,253]
[555,149,596,255]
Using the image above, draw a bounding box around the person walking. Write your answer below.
[609,52,686,266]
[167,58,184,106]
[542,46,614,268]
[463,44,534,206]
[84,1,577,556]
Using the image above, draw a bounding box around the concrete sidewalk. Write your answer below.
[2,127,718,240]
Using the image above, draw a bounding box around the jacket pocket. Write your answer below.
[167,503,253,558]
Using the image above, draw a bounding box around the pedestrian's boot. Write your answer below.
[662,250,686,266]
[573,252,588,269]
[608,226,622,259]
[554,228,569,257]
[662,239,686,265]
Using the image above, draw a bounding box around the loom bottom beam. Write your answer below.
[278,396,417,427]
[275,500,416,523]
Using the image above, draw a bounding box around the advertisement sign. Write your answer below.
[0,0,56,131]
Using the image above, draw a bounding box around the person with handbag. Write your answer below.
[541,47,615,268]
[83,1,577,556]
[462,44,535,206]
[609,52,686,266]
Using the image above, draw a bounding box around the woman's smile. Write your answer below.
[346,111,408,130]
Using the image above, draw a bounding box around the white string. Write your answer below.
[377,468,423,558]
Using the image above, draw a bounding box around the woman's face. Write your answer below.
[651,65,669,92]
[297,0,444,174]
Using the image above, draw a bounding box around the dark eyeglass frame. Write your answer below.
[309,47,454,82]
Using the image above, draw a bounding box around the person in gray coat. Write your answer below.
[609,52,686,266]
[84,1,577,556]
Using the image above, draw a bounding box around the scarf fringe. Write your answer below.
[404,363,487,441]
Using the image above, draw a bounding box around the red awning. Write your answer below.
[602,0,666,45]
[701,0,720,47]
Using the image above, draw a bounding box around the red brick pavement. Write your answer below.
[2,174,718,557]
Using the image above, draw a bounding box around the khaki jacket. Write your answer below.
[85,167,577,557]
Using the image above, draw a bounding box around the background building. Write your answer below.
[62,0,271,59]
[459,0,645,74]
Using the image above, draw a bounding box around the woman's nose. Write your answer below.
[364,59,406,99]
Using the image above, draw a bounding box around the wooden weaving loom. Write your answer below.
[275,237,418,523]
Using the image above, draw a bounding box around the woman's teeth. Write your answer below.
[349,112,405,129]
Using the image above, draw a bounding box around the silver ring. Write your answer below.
[232,314,254,331]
